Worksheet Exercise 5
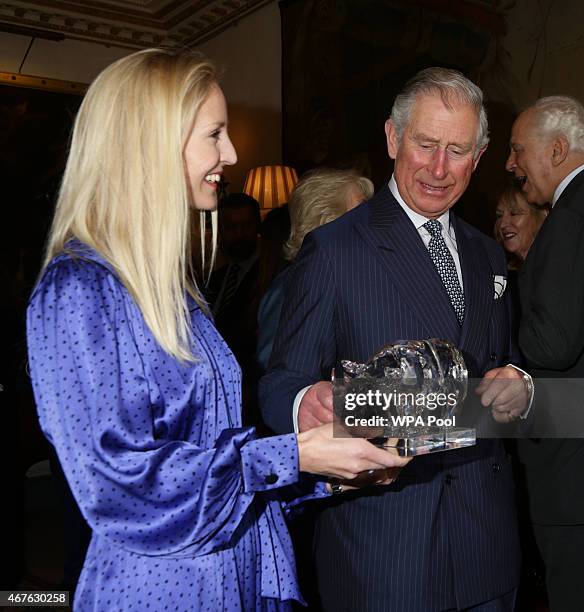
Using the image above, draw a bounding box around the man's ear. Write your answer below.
[472,145,488,171]
[551,136,569,167]
[385,119,399,160]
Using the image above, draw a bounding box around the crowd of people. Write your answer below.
[24,47,584,612]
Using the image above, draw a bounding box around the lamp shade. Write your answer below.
[243,165,298,210]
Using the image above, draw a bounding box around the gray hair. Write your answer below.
[284,169,374,261]
[531,96,584,152]
[389,67,489,158]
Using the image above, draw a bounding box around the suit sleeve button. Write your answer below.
[492,463,501,473]
[490,352,497,361]
[265,473,278,484]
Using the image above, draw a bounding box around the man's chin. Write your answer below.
[413,199,453,218]
[522,185,546,206]
[411,189,458,214]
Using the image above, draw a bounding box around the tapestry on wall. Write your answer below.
[280,0,516,230]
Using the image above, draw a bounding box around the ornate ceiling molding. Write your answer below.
[0,0,273,48]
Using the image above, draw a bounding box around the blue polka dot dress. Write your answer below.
[26,241,324,611]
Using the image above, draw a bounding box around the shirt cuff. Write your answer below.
[284,478,332,513]
[240,433,299,493]
[507,364,534,418]
[292,386,312,433]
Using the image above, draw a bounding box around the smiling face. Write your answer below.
[506,108,557,206]
[183,84,237,210]
[386,94,485,219]
[495,191,547,261]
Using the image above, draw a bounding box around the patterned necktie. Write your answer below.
[216,263,241,317]
[423,219,465,324]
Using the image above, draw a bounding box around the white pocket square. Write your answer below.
[494,275,507,299]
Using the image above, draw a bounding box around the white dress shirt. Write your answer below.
[389,175,463,288]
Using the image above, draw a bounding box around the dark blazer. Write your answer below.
[517,168,584,525]
[260,186,521,611]
[207,259,260,378]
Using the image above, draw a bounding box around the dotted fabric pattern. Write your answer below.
[25,241,324,611]
[424,219,465,324]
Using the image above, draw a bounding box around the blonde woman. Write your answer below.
[257,169,373,372]
[25,49,407,611]
[284,168,374,261]
[494,186,549,270]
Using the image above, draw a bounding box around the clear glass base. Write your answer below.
[373,427,476,456]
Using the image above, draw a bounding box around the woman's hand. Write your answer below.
[297,422,411,481]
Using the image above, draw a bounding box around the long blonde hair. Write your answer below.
[44,48,219,361]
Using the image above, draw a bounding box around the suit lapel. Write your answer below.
[453,215,494,353]
[355,186,461,342]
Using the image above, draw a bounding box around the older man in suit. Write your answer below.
[260,67,530,611]
[506,96,584,612]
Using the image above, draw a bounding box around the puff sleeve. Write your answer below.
[26,258,302,558]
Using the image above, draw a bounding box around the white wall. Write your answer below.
[0,32,130,82]
[196,2,282,191]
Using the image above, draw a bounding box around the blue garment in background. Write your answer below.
[256,268,291,374]
[26,241,321,611]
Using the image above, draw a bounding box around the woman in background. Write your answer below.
[256,168,373,373]
[494,186,549,270]
[494,185,549,610]
[26,49,408,611]
[494,185,550,323]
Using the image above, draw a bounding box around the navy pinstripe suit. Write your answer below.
[260,186,521,611]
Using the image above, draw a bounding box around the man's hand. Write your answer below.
[298,381,334,432]
[476,366,529,423]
